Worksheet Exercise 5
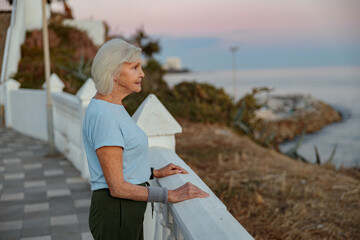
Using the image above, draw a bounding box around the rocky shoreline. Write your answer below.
[255,94,342,143]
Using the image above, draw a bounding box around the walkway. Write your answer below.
[0,127,93,240]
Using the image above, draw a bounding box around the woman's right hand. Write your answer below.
[168,182,210,203]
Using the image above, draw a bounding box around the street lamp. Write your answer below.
[42,0,56,155]
[230,46,238,101]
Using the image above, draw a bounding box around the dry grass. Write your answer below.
[176,119,360,240]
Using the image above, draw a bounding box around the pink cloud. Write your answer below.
[53,0,360,46]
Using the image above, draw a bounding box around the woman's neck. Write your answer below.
[94,92,124,105]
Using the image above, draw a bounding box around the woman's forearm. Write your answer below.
[108,180,148,201]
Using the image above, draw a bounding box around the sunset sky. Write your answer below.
[52,0,360,71]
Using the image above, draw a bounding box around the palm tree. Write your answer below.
[131,26,161,59]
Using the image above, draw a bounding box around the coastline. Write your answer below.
[175,118,360,239]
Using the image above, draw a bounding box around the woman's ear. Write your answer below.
[112,73,119,84]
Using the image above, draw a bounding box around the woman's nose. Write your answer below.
[140,69,145,78]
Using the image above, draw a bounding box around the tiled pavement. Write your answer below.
[0,128,93,240]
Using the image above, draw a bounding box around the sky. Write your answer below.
[52,0,360,72]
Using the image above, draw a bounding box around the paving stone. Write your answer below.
[82,232,94,240]
[27,145,43,150]
[66,177,87,184]
[4,163,23,173]
[22,218,50,238]
[24,191,47,204]
[22,217,50,239]
[3,158,21,164]
[77,212,90,232]
[0,204,23,221]
[0,148,13,153]
[17,151,34,157]
[0,229,22,240]
[50,214,78,226]
[0,192,24,201]
[42,161,61,169]
[59,161,70,166]
[0,166,5,172]
[2,185,25,194]
[49,198,76,216]
[24,168,45,180]
[68,182,91,192]
[44,169,64,177]
[71,191,92,200]
[23,163,42,170]
[47,189,71,198]
[21,235,51,240]
[46,179,67,190]
[0,220,23,231]
[52,233,81,240]
[24,203,49,213]
[51,224,80,240]
[24,209,50,220]
[24,180,46,188]
[8,143,23,148]
[74,199,91,208]
[4,172,25,180]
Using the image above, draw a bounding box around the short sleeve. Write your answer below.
[85,110,125,151]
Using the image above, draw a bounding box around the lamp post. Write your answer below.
[230,46,238,101]
[42,0,56,155]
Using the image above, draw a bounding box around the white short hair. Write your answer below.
[91,38,142,95]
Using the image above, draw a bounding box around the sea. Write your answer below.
[164,66,360,168]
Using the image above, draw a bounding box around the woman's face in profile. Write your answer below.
[116,59,145,94]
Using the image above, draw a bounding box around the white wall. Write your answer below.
[62,19,105,46]
[9,89,47,141]
[25,0,51,30]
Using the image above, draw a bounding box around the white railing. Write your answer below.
[133,95,254,240]
[3,74,94,178]
[143,148,254,240]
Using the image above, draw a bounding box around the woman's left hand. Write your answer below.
[154,163,188,178]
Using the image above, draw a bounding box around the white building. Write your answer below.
[163,57,182,71]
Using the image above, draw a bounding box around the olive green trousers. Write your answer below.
[89,188,147,240]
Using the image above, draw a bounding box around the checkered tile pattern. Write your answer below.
[0,128,93,240]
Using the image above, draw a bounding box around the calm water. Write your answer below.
[164,66,360,168]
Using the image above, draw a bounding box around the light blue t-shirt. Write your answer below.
[82,98,151,191]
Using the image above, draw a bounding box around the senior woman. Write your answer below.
[82,38,209,240]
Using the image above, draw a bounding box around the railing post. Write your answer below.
[132,94,182,151]
[133,94,254,240]
[42,73,65,93]
[4,79,20,128]
[132,94,182,240]
[76,78,97,179]
[42,73,64,147]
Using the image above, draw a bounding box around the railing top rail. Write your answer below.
[52,91,81,113]
[149,147,254,240]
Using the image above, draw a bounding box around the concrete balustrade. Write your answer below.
[2,74,95,178]
[135,95,254,240]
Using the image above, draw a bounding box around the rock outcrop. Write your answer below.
[255,95,342,143]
